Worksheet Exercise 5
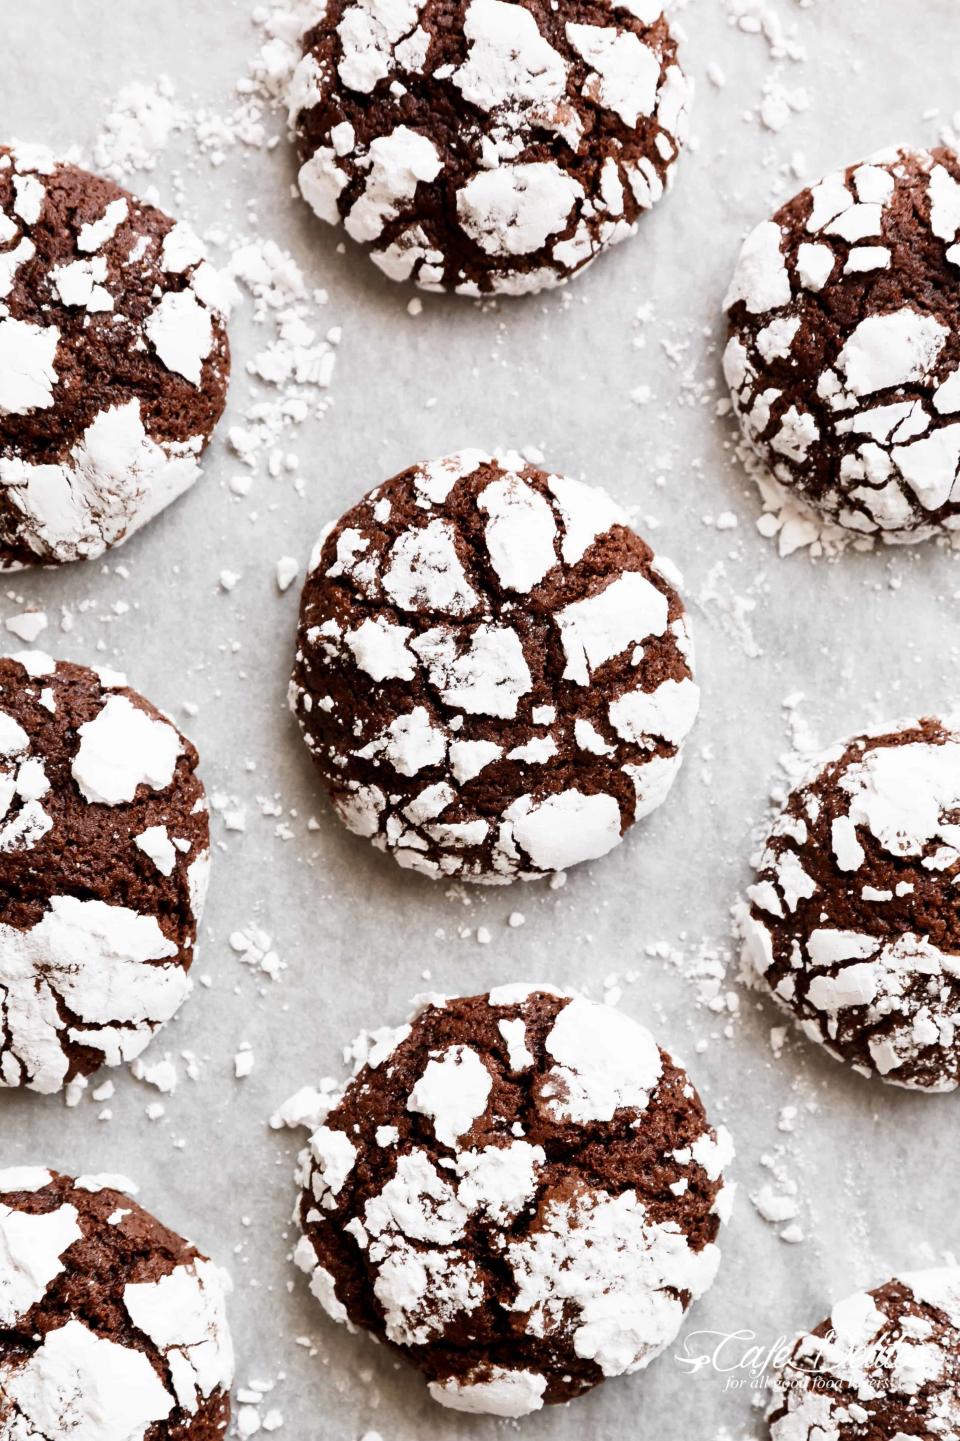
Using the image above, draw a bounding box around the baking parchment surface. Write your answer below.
[1,1,959,1437]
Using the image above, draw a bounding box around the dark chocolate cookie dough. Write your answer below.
[0,653,210,1093]
[769,1270,960,1441]
[0,143,230,567]
[289,987,733,1415]
[288,0,690,294]
[724,147,960,543]
[290,450,699,882]
[0,1168,233,1439]
[740,718,960,1091]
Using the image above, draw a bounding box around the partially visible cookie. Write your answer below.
[287,986,734,1415]
[724,147,960,542]
[740,718,960,1091]
[769,1270,960,1441]
[0,1168,233,1438]
[290,451,699,883]
[0,653,210,1093]
[289,0,691,295]
[0,143,231,567]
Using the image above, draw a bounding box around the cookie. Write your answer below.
[0,143,231,567]
[0,652,210,1094]
[290,450,699,883]
[288,986,734,1415]
[740,718,960,1091]
[724,147,960,543]
[288,0,690,295]
[769,1270,960,1441]
[0,1168,233,1439]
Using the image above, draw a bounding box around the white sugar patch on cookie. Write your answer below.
[0,399,204,563]
[556,571,669,684]
[4,1318,176,1436]
[543,995,662,1123]
[345,128,441,244]
[566,23,660,127]
[501,789,623,871]
[0,896,186,1094]
[506,1187,720,1375]
[836,308,949,397]
[0,1202,81,1325]
[723,220,791,314]
[0,319,59,416]
[458,162,583,257]
[454,0,572,147]
[839,738,960,856]
[76,197,129,252]
[382,519,479,615]
[123,1257,234,1413]
[411,623,531,719]
[430,1366,547,1417]
[145,290,214,386]
[477,472,557,592]
[73,694,182,806]
[407,1045,493,1146]
[135,825,178,876]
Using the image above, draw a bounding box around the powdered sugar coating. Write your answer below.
[725,147,960,542]
[0,656,209,1093]
[291,452,698,883]
[0,145,229,567]
[289,0,690,294]
[0,1171,233,1439]
[768,1269,960,1440]
[741,717,960,1090]
[288,987,733,1411]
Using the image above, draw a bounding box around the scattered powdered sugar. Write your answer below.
[93,78,187,179]
[722,0,811,135]
[224,240,340,480]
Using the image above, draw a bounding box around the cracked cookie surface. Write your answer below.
[289,987,733,1415]
[0,143,230,567]
[290,450,699,883]
[724,147,960,542]
[0,1168,233,1440]
[0,653,210,1093]
[740,717,960,1091]
[769,1270,960,1441]
[289,0,690,294]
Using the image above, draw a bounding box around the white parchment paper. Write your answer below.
[2,1,959,1436]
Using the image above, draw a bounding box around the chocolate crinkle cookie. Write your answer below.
[769,1269,960,1441]
[288,0,690,295]
[724,147,960,543]
[0,1168,233,1439]
[0,652,210,1094]
[290,450,699,882]
[739,718,960,1091]
[285,986,734,1416]
[0,142,231,567]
